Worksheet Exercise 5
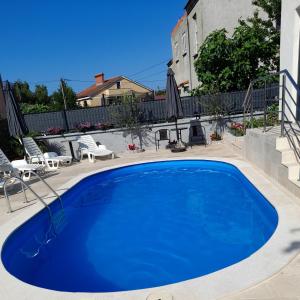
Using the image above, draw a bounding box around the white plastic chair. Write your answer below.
[77,135,114,163]
[22,137,72,170]
[0,148,45,181]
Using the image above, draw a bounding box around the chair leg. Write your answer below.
[4,186,12,213]
[22,171,31,182]
[46,159,59,170]
[88,153,95,163]
[63,159,72,166]
[21,181,29,203]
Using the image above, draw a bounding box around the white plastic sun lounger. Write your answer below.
[22,137,72,170]
[0,148,45,181]
[77,135,114,163]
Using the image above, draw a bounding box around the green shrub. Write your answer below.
[21,103,52,114]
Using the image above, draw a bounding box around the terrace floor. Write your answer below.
[1,139,300,299]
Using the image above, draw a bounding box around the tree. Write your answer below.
[20,103,51,114]
[109,95,148,150]
[192,0,280,95]
[231,12,279,89]
[13,80,78,112]
[193,29,233,94]
[252,0,281,27]
[34,84,50,104]
[13,81,35,104]
[155,88,166,96]
[51,81,78,110]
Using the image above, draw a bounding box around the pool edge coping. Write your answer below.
[0,156,300,300]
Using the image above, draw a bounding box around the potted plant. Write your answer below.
[229,122,244,137]
[76,122,93,132]
[47,127,65,135]
[210,132,222,141]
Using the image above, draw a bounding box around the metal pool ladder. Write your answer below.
[1,167,64,235]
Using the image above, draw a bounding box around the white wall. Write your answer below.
[171,16,191,96]
[171,0,263,94]
[280,0,300,120]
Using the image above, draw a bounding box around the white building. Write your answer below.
[170,0,264,96]
[280,0,300,120]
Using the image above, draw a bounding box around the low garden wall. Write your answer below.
[36,114,249,158]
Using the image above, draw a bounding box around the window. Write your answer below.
[193,13,198,54]
[116,81,121,89]
[184,86,189,93]
[83,100,88,107]
[182,32,187,54]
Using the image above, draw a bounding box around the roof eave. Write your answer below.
[184,0,199,14]
[122,76,153,92]
[77,96,91,101]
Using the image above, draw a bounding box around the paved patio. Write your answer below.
[1,140,300,300]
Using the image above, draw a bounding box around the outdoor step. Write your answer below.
[276,137,290,151]
[281,149,298,164]
[282,162,300,180]
[276,136,300,151]
[289,179,300,189]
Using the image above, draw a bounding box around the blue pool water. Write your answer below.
[1,160,278,292]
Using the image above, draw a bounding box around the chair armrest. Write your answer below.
[44,152,58,159]
[97,145,107,150]
[29,155,45,164]
[78,147,89,153]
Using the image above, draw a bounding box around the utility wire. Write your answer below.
[27,80,60,85]
[140,79,166,83]
[64,79,94,83]
[128,59,169,77]
[13,59,169,87]
[135,69,167,81]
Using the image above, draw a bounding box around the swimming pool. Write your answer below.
[1,160,278,293]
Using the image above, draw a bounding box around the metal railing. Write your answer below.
[0,167,64,235]
[243,82,254,129]
[243,69,300,161]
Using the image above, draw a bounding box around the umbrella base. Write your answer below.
[170,140,187,153]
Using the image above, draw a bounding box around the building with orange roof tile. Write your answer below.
[76,73,153,107]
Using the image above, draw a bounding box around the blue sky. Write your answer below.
[0,0,184,93]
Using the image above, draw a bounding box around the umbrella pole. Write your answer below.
[175,118,180,142]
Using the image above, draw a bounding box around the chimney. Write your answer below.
[95,73,105,85]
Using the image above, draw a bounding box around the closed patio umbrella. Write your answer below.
[2,79,28,155]
[166,68,183,142]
